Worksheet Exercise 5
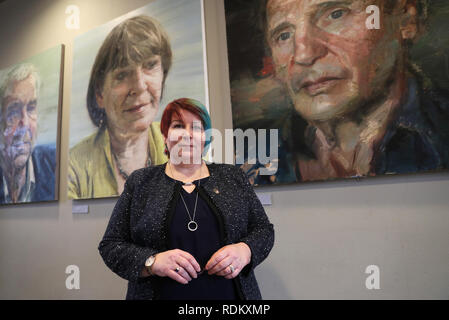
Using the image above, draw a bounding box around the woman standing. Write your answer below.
[99,98,274,300]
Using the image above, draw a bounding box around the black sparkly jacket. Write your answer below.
[98,162,275,300]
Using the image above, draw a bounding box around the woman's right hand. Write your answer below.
[151,249,201,284]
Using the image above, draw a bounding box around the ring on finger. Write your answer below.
[229,264,235,273]
[175,267,180,273]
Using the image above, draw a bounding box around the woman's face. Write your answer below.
[96,55,164,133]
[164,109,205,165]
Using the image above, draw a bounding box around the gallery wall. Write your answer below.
[0,0,448,299]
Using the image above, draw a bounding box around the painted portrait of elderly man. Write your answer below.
[225,0,449,185]
[68,0,208,199]
[0,46,62,204]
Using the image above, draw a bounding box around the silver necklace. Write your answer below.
[180,179,200,232]
[113,152,151,180]
[169,162,202,232]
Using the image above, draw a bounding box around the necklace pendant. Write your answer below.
[188,221,198,232]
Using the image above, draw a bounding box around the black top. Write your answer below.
[157,174,237,300]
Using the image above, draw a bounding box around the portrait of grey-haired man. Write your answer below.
[0,63,56,204]
[226,0,449,185]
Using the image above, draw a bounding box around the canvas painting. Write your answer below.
[68,0,208,199]
[224,0,449,186]
[0,45,63,204]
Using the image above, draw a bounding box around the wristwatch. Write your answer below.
[144,255,156,276]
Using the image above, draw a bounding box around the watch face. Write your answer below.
[145,256,155,267]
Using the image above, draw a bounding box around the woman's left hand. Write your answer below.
[205,242,252,279]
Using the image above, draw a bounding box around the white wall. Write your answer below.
[0,0,448,299]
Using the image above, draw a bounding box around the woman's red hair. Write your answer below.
[160,98,208,138]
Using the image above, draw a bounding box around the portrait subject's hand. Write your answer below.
[151,249,201,284]
[205,243,252,279]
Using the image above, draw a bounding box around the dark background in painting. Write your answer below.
[224,0,449,128]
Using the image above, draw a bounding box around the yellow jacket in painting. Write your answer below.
[68,122,167,199]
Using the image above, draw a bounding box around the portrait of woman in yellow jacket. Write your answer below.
[68,15,170,199]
